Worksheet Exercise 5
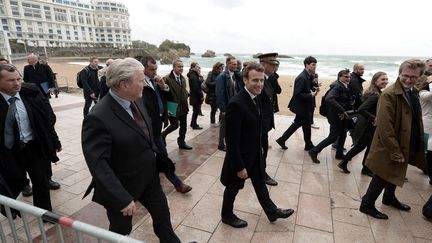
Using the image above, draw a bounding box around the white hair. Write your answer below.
[106,58,143,88]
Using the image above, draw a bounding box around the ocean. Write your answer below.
[70,54,430,81]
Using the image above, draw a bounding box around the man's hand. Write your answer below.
[120,201,136,216]
[339,112,348,120]
[155,75,166,88]
[237,169,248,179]
[90,93,96,100]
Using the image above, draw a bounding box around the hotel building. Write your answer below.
[0,0,131,50]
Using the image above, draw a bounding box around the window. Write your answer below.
[22,3,42,19]
[2,26,8,31]
[15,20,21,25]
[57,30,61,34]
[1,18,7,25]
[54,8,67,22]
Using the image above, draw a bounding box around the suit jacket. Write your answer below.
[0,83,61,198]
[260,77,275,131]
[82,93,159,211]
[288,69,314,115]
[164,71,189,117]
[187,70,204,106]
[325,80,353,121]
[267,72,281,113]
[23,63,55,94]
[220,88,265,189]
[142,81,171,136]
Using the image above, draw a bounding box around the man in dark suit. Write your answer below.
[0,63,62,211]
[23,53,56,98]
[161,60,192,150]
[81,58,180,242]
[276,56,317,151]
[80,56,102,117]
[257,53,280,186]
[220,62,294,228]
[140,56,192,194]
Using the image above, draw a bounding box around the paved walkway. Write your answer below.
[1,93,431,243]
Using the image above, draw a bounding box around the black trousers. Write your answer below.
[210,102,218,124]
[218,113,226,147]
[279,114,312,147]
[105,178,180,243]
[362,174,397,206]
[426,151,432,182]
[221,169,277,219]
[190,103,201,127]
[83,97,97,116]
[14,140,52,211]
[162,114,187,145]
[343,142,371,168]
[310,119,346,157]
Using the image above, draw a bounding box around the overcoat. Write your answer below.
[163,71,189,117]
[365,80,425,187]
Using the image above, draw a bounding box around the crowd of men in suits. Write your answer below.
[1,53,432,241]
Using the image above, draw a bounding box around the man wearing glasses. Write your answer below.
[308,69,353,163]
[360,59,426,219]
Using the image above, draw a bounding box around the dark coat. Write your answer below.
[220,89,264,189]
[325,81,353,121]
[351,93,379,145]
[204,71,219,105]
[141,80,171,137]
[187,70,204,106]
[288,69,314,115]
[163,71,189,116]
[98,75,109,100]
[260,77,275,131]
[82,94,159,211]
[366,80,425,187]
[216,69,241,112]
[267,72,281,113]
[23,63,55,94]
[350,72,365,109]
[80,65,101,99]
[0,83,61,197]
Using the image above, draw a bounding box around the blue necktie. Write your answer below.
[4,97,18,149]
[150,79,164,115]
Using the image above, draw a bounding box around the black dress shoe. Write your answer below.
[275,138,288,150]
[218,145,226,151]
[337,161,350,174]
[382,199,411,211]
[221,216,248,228]
[304,144,314,151]
[22,184,33,197]
[267,208,294,222]
[191,125,203,130]
[308,150,320,164]
[359,202,388,219]
[1,206,21,219]
[265,176,278,186]
[335,154,345,160]
[361,167,374,177]
[48,179,61,190]
[179,144,193,150]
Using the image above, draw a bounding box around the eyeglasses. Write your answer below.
[400,74,419,81]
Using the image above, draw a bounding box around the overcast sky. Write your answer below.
[118,0,431,57]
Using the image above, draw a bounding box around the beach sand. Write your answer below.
[11,58,363,116]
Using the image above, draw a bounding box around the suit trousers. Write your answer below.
[362,174,397,206]
[426,151,432,183]
[162,114,187,145]
[190,103,201,127]
[153,134,182,188]
[14,140,52,211]
[261,118,272,164]
[105,177,180,243]
[310,119,346,157]
[279,114,312,147]
[83,97,97,117]
[221,168,277,219]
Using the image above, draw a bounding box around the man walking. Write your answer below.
[23,54,55,98]
[359,59,426,219]
[80,56,101,116]
[81,58,180,241]
[220,62,294,228]
[161,60,193,150]
[350,63,366,109]
[276,56,317,151]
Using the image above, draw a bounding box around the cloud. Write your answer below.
[208,0,244,9]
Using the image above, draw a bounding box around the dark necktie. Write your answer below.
[177,76,182,86]
[130,101,150,139]
[150,79,164,115]
[4,97,18,149]
[253,97,260,115]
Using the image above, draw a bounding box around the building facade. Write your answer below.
[0,0,131,48]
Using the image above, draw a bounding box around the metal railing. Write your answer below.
[0,195,144,243]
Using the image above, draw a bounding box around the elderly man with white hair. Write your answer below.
[81,58,180,242]
[23,53,56,97]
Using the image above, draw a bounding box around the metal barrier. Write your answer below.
[0,195,144,243]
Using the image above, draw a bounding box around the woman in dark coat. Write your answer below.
[205,62,224,126]
[337,72,389,175]
[187,62,204,129]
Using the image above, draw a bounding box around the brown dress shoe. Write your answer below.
[175,184,192,193]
